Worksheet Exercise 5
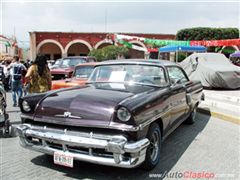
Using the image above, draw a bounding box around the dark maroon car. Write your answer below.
[17,59,203,170]
[50,56,96,80]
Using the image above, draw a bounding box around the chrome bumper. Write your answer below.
[17,124,150,168]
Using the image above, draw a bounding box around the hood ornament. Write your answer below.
[55,111,82,119]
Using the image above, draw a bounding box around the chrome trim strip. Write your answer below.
[21,114,34,119]
[55,115,82,119]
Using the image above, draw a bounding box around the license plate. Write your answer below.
[54,151,73,168]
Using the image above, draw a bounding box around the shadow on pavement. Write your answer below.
[31,113,211,180]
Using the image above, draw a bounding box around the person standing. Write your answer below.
[25,54,52,94]
[9,56,26,106]
[3,61,11,91]
[0,62,5,86]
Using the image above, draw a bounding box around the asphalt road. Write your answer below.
[0,93,239,180]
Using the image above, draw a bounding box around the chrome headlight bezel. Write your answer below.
[22,100,31,112]
[117,107,131,122]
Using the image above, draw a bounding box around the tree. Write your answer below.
[176,27,239,41]
[88,45,129,61]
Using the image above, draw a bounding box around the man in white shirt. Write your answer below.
[9,56,26,107]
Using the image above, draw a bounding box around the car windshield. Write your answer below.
[60,58,86,68]
[73,66,95,78]
[55,59,61,65]
[89,64,167,86]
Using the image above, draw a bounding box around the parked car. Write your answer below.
[51,63,96,90]
[229,51,240,67]
[50,56,96,80]
[49,59,61,70]
[17,59,203,170]
[47,60,56,69]
[180,53,240,89]
[0,82,11,137]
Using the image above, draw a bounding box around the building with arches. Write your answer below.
[29,32,175,60]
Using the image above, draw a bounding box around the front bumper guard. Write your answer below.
[17,124,150,168]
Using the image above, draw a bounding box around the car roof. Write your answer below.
[97,59,177,66]
[76,62,97,67]
[63,56,96,59]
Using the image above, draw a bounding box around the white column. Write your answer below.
[169,52,175,62]
[62,52,67,58]
[29,32,36,61]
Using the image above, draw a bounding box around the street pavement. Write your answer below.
[0,92,240,180]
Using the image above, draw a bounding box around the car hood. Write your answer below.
[51,78,87,90]
[34,83,155,127]
[51,67,73,74]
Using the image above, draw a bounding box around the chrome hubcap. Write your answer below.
[149,131,160,161]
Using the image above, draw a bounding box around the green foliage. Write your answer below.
[176,27,239,40]
[88,45,129,61]
[176,52,187,62]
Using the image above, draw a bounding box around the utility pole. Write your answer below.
[105,8,108,32]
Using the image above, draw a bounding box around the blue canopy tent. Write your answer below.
[159,45,207,62]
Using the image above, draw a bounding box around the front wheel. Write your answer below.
[185,104,197,124]
[141,122,161,170]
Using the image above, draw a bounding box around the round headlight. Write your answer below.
[22,100,31,112]
[117,107,131,122]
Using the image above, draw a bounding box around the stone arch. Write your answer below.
[65,39,93,54]
[128,40,147,59]
[94,39,113,49]
[129,40,147,50]
[36,39,64,60]
[36,39,64,54]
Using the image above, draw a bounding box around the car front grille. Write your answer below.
[51,74,66,80]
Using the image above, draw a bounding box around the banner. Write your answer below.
[0,39,11,47]
[117,39,148,52]
[114,34,240,48]
[190,39,240,47]
[144,38,190,46]
[116,34,145,41]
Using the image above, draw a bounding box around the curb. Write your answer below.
[197,108,240,125]
[203,93,240,105]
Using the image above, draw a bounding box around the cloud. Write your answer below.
[1,1,239,46]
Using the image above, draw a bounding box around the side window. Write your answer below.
[167,66,188,84]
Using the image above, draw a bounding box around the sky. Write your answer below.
[1,0,239,48]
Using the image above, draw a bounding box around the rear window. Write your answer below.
[61,58,86,67]
[73,66,94,78]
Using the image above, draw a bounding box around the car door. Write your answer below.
[167,66,189,127]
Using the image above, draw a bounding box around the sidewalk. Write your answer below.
[198,89,240,125]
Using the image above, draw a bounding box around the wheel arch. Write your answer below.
[154,118,164,138]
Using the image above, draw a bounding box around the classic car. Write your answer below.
[17,59,203,170]
[51,63,96,90]
[49,59,61,70]
[51,56,96,80]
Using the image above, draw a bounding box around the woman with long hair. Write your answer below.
[25,54,52,93]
